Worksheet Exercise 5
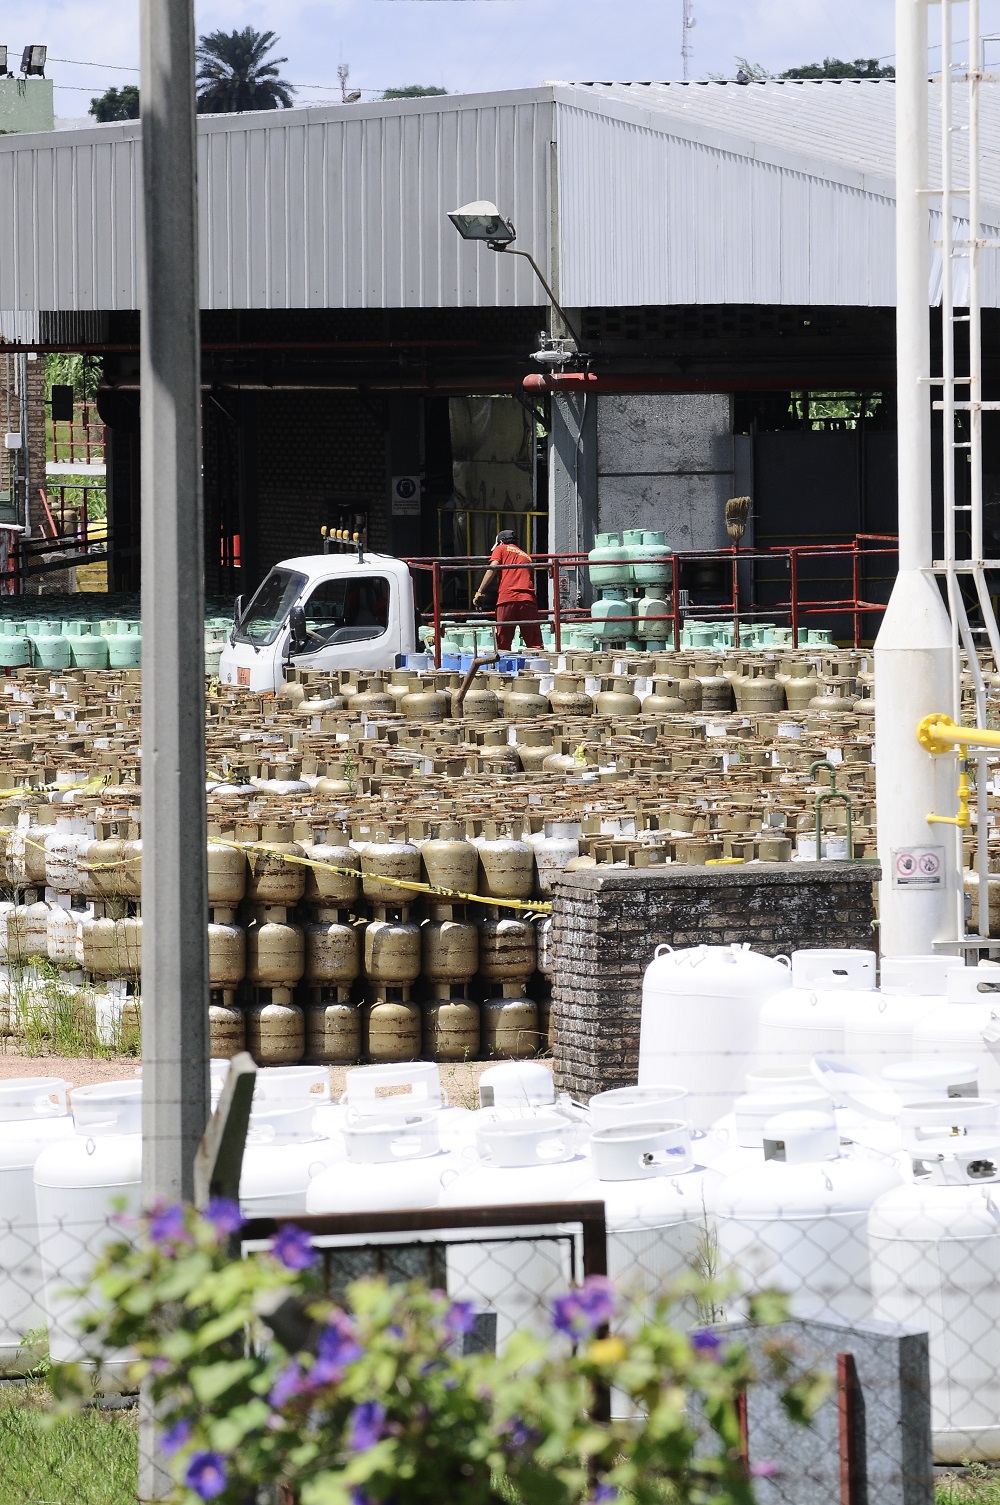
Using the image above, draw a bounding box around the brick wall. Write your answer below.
[550,862,879,1098]
[253,393,389,581]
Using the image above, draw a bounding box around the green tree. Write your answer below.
[383,84,448,99]
[88,85,140,122]
[195,27,295,114]
[781,57,894,79]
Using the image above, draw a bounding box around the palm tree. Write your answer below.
[195,28,295,114]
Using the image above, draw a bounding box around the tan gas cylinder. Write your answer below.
[208,907,247,988]
[246,906,305,987]
[209,989,246,1058]
[359,833,422,905]
[419,824,479,896]
[387,670,419,707]
[351,677,398,718]
[7,901,52,963]
[304,989,362,1065]
[477,912,537,982]
[694,660,734,712]
[548,674,593,716]
[424,984,481,1062]
[421,905,479,982]
[7,817,52,888]
[303,823,361,905]
[643,677,687,714]
[455,682,498,721]
[401,682,450,721]
[245,988,305,1065]
[503,676,550,720]
[365,986,422,1062]
[78,834,127,899]
[515,728,556,772]
[781,661,819,711]
[481,982,539,1059]
[672,665,703,710]
[243,822,306,905]
[364,911,422,984]
[207,835,248,905]
[80,913,143,979]
[736,664,785,713]
[304,909,362,985]
[594,677,641,717]
[475,824,536,900]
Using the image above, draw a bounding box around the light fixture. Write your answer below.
[447,199,582,349]
[448,200,516,249]
[20,45,47,78]
[530,333,574,366]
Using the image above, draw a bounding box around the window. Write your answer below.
[235,568,306,646]
[299,575,390,649]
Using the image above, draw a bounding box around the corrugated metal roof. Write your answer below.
[3,77,1000,315]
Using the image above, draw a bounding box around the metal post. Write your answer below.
[432,560,442,668]
[875,0,956,956]
[138,0,209,1494]
[790,550,799,648]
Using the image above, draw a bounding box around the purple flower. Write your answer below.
[308,1312,363,1386]
[269,1361,306,1409]
[148,1204,191,1251]
[691,1328,723,1359]
[501,1420,538,1452]
[270,1224,316,1271]
[348,1400,387,1453]
[160,1417,191,1456]
[184,1451,227,1501]
[750,1460,779,1479]
[444,1301,476,1338]
[552,1276,616,1338]
[589,1486,617,1504]
[204,1198,245,1237]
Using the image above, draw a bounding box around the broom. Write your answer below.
[725,495,751,545]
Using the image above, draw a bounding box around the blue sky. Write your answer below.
[6,0,898,120]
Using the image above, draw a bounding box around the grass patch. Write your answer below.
[0,1383,137,1505]
[937,1466,1000,1504]
[2,962,140,1059]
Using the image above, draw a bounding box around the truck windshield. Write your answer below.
[235,568,306,646]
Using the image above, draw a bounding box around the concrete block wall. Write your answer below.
[596,392,735,550]
[549,863,878,1098]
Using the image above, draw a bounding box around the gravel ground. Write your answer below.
[0,1050,551,1103]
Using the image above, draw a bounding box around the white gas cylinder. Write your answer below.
[756,949,876,1069]
[716,1108,903,1323]
[844,954,959,1074]
[704,1082,833,1179]
[869,1098,1000,1462]
[639,944,791,1128]
[0,1078,74,1370]
[33,1080,142,1372]
[239,1102,345,1217]
[305,1111,453,1214]
[589,1084,688,1130]
[340,1061,471,1149]
[912,967,1000,1095]
[439,1117,592,1345]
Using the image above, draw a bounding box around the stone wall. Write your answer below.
[549,862,879,1098]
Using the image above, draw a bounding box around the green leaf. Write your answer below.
[189,1358,257,1404]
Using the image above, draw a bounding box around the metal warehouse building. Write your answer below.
[2,77,998,600]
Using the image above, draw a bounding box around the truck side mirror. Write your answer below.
[233,594,243,625]
[288,604,308,653]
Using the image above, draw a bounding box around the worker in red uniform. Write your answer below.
[473,529,544,652]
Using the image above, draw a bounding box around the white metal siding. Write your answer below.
[0,94,554,312]
[554,103,898,308]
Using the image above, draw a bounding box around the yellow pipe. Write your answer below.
[917,713,1000,754]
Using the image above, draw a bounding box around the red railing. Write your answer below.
[49,403,106,467]
[404,535,899,667]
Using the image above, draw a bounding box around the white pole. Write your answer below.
[875,0,957,957]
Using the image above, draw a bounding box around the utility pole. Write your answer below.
[138,0,210,1493]
[681,0,694,81]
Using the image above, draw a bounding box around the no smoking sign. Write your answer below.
[891,845,944,888]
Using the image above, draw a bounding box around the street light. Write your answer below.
[448,198,581,349]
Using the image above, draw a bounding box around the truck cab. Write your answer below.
[218,550,417,694]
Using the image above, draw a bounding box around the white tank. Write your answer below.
[439,1117,593,1345]
[239,1102,345,1217]
[869,1098,1000,1462]
[716,1108,903,1323]
[305,1111,454,1214]
[589,1084,688,1130]
[912,967,1000,1095]
[340,1061,471,1149]
[639,944,791,1128]
[704,1082,833,1179]
[844,955,958,1074]
[0,1078,74,1371]
[33,1080,142,1372]
[756,949,876,1069]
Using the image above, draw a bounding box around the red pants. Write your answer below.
[496,598,544,651]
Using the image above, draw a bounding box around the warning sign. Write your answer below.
[391,475,421,516]
[891,845,945,888]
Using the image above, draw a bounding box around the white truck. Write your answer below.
[218,543,419,693]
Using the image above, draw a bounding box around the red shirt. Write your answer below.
[490,542,536,604]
